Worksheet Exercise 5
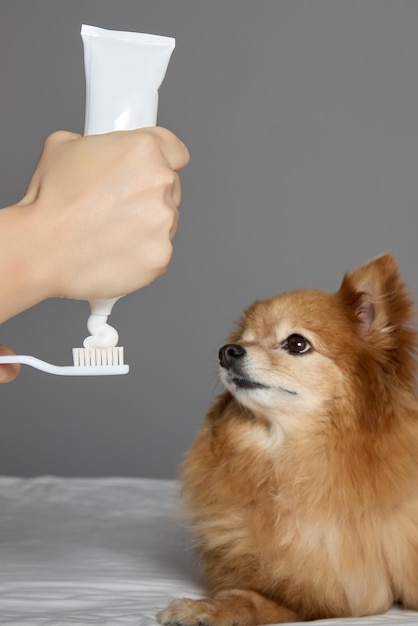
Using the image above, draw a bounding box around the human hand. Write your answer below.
[0,346,20,383]
[16,127,189,302]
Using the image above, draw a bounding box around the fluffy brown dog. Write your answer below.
[158,255,418,624]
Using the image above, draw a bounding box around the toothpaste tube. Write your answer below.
[80,24,175,350]
[81,24,175,133]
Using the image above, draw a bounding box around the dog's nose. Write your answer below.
[219,344,246,368]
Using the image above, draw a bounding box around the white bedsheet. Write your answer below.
[0,477,417,625]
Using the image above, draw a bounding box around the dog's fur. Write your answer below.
[158,255,418,624]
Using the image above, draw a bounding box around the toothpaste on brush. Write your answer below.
[78,24,175,358]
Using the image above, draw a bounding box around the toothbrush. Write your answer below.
[0,354,128,376]
[0,25,175,376]
[0,296,128,376]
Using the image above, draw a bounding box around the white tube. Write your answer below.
[80,24,175,349]
[81,25,175,133]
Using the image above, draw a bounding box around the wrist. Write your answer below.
[0,203,55,322]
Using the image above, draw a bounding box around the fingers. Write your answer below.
[171,171,182,207]
[140,127,190,171]
[0,345,20,383]
[169,206,180,240]
[141,130,186,242]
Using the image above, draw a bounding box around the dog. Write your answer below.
[158,254,418,624]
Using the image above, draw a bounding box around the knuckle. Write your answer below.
[45,130,79,147]
[178,142,190,168]
[154,127,190,168]
[160,203,178,229]
[159,168,177,190]
[135,129,160,155]
[151,241,174,273]
[147,166,177,195]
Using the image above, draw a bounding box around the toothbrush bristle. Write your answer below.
[72,347,124,367]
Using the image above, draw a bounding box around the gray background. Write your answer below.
[0,0,417,478]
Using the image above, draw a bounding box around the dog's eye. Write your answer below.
[282,334,312,355]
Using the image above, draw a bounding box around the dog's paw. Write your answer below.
[157,590,300,626]
[157,597,235,626]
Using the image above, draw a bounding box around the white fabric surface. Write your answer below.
[0,477,417,625]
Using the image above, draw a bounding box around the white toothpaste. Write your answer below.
[80,24,175,349]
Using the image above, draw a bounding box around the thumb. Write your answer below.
[0,345,20,383]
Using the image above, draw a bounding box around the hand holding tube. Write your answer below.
[0,127,189,324]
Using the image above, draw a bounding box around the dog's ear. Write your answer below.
[338,254,417,390]
[338,254,413,335]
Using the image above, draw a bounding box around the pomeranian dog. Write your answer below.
[158,254,418,624]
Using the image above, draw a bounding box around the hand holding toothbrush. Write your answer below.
[0,127,189,380]
[0,346,20,383]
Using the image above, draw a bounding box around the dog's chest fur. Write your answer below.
[182,404,418,618]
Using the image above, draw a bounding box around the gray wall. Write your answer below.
[0,0,417,478]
